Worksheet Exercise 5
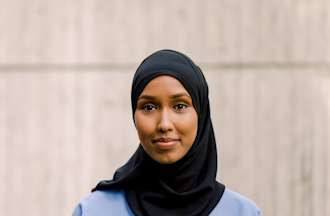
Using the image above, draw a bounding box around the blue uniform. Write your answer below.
[73,188,261,216]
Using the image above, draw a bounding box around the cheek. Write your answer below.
[176,112,198,141]
[134,113,154,140]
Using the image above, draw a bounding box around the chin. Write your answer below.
[154,155,180,164]
[157,160,175,165]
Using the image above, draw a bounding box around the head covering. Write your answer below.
[93,49,225,216]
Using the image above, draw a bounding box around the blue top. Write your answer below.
[73,188,261,216]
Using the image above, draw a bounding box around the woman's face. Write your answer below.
[134,75,198,164]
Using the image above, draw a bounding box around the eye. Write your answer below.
[173,103,188,111]
[142,103,158,112]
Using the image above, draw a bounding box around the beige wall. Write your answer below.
[0,1,329,216]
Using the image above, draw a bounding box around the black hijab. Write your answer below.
[93,49,225,216]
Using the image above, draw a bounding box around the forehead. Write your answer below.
[140,75,189,95]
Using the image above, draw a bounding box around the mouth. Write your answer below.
[152,137,180,149]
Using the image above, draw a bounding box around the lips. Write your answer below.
[152,137,180,149]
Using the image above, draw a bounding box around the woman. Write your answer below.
[73,49,261,216]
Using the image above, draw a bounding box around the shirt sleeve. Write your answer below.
[72,204,82,216]
[257,208,262,216]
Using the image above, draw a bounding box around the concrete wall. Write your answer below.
[0,1,329,215]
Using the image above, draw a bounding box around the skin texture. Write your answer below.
[134,75,198,164]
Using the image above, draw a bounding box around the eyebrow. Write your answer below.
[138,93,191,100]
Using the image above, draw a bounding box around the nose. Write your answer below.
[157,109,173,133]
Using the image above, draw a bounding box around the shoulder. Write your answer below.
[210,188,262,216]
[72,190,134,216]
[72,188,261,216]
